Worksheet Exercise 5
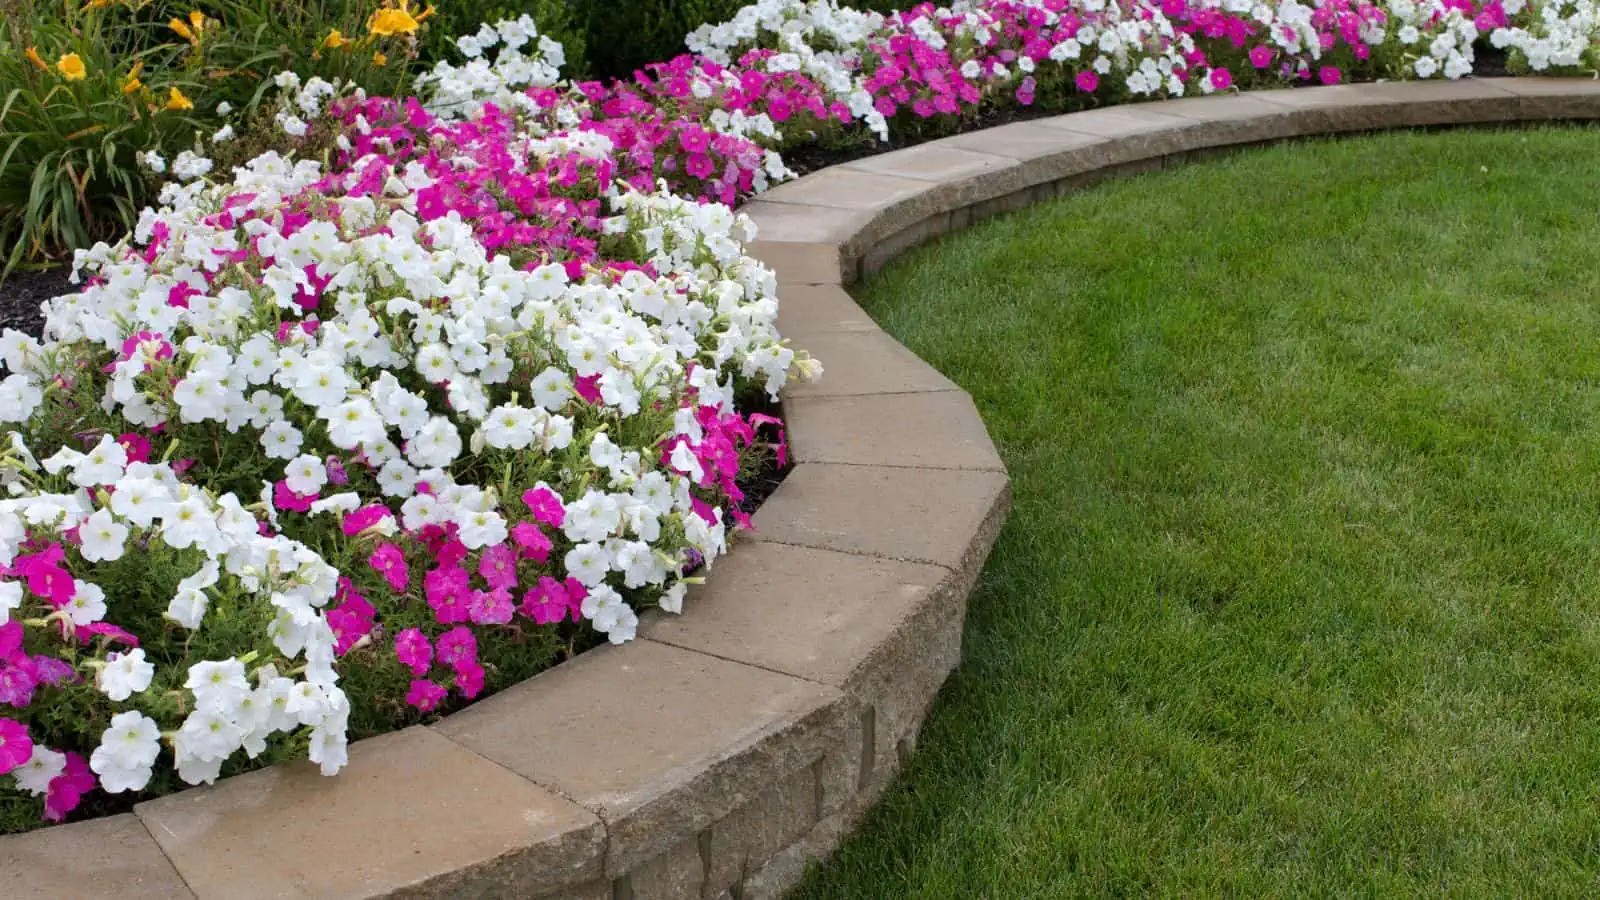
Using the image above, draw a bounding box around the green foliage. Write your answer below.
[0,0,432,275]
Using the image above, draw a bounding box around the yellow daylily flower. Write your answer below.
[56,53,87,81]
[121,61,144,95]
[170,12,210,44]
[367,0,431,37]
[322,28,351,50]
[165,86,194,111]
[25,47,49,71]
[367,7,418,36]
[373,50,388,66]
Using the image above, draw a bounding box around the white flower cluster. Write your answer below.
[0,433,349,790]
[420,15,568,119]
[1491,0,1600,70]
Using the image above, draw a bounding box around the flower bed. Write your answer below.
[2,0,1598,837]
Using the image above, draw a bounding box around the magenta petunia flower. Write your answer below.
[43,752,93,822]
[521,577,571,625]
[368,542,410,593]
[393,628,433,677]
[1209,67,1233,91]
[405,679,448,712]
[436,627,477,670]
[1319,66,1342,85]
[1075,70,1099,93]
[477,544,519,592]
[0,718,33,774]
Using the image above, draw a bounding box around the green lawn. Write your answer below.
[795,126,1600,898]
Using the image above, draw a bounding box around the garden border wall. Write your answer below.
[6,76,1599,900]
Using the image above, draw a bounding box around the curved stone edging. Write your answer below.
[6,76,1599,900]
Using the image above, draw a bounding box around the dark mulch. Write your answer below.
[0,267,70,338]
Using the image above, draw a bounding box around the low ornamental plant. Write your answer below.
[0,17,818,832]
[1,0,1598,835]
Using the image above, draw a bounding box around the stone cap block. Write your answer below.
[751,463,1010,573]
[745,241,852,285]
[843,144,1028,209]
[785,391,1005,472]
[1246,80,1518,133]
[1479,76,1600,120]
[0,813,193,899]
[135,727,604,899]
[936,121,1119,184]
[775,283,881,336]
[782,330,960,398]
[432,639,848,877]
[639,541,952,687]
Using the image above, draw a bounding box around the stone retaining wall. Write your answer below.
[7,77,1598,900]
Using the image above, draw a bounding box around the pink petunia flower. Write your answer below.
[393,628,433,676]
[477,544,519,591]
[368,542,410,593]
[405,679,448,712]
[43,752,94,822]
[0,718,33,773]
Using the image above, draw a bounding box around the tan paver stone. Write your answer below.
[739,199,875,246]
[937,121,1117,184]
[432,640,848,877]
[785,391,1005,471]
[757,168,935,211]
[1033,104,1194,162]
[745,241,851,284]
[1141,93,1303,145]
[136,727,604,900]
[0,814,194,900]
[844,143,1028,204]
[639,541,950,687]
[1480,76,1600,120]
[751,463,1010,573]
[775,283,880,335]
[1246,80,1519,132]
[781,330,959,398]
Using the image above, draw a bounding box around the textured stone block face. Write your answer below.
[1480,76,1600,120]
[857,211,954,278]
[745,241,852,285]
[433,640,847,877]
[704,767,818,893]
[135,727,605,900]
[616,835,705,900]
[1246,80,1518,133]
[739,199,876,246]
[781,330,959,398]
[0,814,193,900]
[786,391,1005,472]
[752,463,1010,573]
[775,283,880,336]
[738,809,859,900]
